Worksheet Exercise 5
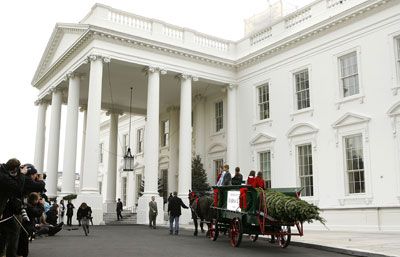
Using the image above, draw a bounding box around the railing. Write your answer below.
[194,35,229,51]
[124,205,136,213]
[163,25,183,40]
[250,27,272,46]
[284,7,312,28]
[108,11,152,32]
[327,0,348,8]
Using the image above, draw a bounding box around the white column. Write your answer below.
[81,55,105,194]
[33,101,48,173]
[61,74,81,195]
[167,106,179,195]
[137,67,165,225]
[105,111,119,212]
[46,88,63,198]
[79,107,87,191]
[194,94,206,160]
[143,67,161,196]
[178,74,193,198]
[227,84,238,169]
[77,55,108,225]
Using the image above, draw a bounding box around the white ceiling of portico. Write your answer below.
[71,59,224,115]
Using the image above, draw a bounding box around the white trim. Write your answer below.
[290,65,313,113]
[253,79,271,124]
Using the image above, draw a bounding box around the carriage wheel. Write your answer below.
[229,218,243,247]
[278,226,291,248]
[208,219,219,241]
[250,234,258,242]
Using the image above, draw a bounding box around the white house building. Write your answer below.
[32,0,400,231]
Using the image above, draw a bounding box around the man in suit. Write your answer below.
[116,198,123,221]
[167,192,189,235]
[217,164,232,186]
[231,167,243,185]
[149,196,158,229]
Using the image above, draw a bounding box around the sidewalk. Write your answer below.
[169,223,399,257]
[291,230,400,257]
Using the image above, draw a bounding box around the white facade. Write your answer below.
[32,0,400,230]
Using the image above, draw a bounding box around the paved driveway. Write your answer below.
[29,225,351,257]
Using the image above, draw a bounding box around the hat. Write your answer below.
[24,164,37,175]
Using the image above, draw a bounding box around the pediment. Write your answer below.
[388,101,400,117]
[32,24,88,85]
[332,112,370,128]
[159,155,169,164]
[250,133,276,146]
[207,143,226,154]
[287,123,318,138]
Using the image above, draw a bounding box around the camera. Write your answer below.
[21,208,30,222]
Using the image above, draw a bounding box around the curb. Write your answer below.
[291,241,394,257]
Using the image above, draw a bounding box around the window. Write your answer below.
[137,129,144,154]
[297,144,313,197]
[396,37,400,84]
[339,52,359,97]
[294,69,310,110]
[259,151,271,189]
[99,143,104,163]
[161,120,169,147]
[136,174,142,199]
[344,134,365,194]
[257,84,270,120]
[121,177,127,205]
[215,101,223,132]
[213,159,224,182]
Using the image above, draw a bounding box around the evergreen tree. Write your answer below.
[191,155,211,193]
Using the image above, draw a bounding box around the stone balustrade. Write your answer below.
[108,11,152,32]
[163,25,183,40]
[284,7,312,28]
[250,27,272,46]
[194,34,229,51]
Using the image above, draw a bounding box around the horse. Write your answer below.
[189,192,214,236]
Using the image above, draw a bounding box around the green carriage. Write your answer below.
[209,185,304,248]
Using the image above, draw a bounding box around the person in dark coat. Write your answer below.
[46,204,59,226]
[116,198,123,221]
[66,200,74,226]
[231,167,243,185]
[167,192,189,235]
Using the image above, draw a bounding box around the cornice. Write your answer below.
[32,0,394,87]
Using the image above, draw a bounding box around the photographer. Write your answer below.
[0,160,45,257]
[0,158,26,257]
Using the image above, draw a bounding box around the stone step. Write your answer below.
[104,213,137,225]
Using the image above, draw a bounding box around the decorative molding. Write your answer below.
[250,133,276,146]
[287,123,319,138]
[387,101,400,137]
[34,98,50,106]
[207,143,226,154]
[106,109,123,116]
[87,54,111,63]
[166,105,180,112]
[176,73,197,81]
[144,66,167,75]
[227,83,238,90]
[332,112,371,129]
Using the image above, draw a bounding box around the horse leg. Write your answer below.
[200,218,205,233]
[193,217,198,236]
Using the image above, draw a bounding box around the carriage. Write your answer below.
[208,185,304,248]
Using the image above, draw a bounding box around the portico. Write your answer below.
[32,5,236,223]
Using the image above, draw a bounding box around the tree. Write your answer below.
[191,155,211,193]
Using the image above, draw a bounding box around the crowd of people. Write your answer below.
[0,158,93,257]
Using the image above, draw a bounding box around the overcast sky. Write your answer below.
[0,0,313,171]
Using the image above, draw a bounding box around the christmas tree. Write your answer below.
[191,155,211,193]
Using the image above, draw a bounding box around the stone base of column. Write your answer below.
[103,201,116,213]
[177,194,192,225]
[136,195,165,225]
[76,193,104,225]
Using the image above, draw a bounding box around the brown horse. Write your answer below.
[189,193,214,236]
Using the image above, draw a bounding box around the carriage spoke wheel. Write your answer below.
[208,219,219,241]
[229,218,243,247]
[277,226,291,248]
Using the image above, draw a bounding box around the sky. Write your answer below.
[0,0,313,171]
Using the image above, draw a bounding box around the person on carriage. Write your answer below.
[246,170,256,187]
[216,165,223,184]
[231,167,243,185]
[217,164,231,186]
[254,171,266,189]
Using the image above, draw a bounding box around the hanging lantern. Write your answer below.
[123,147,134,171]
[122,86,135,171]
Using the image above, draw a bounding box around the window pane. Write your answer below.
[339,52,359,97]
[258,84,270,120]
[297,144,313,196]
[345,134,365,194]
[294,70,310,110]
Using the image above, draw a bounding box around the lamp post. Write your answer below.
[123,87,134,171]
